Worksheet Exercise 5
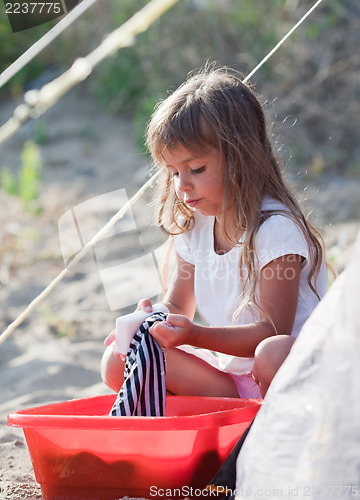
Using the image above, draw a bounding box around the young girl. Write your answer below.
[101,66,328,400]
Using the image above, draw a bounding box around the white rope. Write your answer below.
[0,171,160,345]
[243,0,324,84]
[0,0,325,344]
[0,0,180,146]
[0,0,98,90]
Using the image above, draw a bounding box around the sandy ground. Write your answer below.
[0,84,359,498]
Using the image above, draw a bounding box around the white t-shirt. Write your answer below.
[173,198,328,375]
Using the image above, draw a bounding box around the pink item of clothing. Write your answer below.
[229,373,262,399]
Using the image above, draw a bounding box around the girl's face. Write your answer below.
[162,144,227,220]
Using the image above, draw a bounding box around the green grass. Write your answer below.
[0,140,43,214]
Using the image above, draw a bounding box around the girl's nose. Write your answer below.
[176,174,192,193]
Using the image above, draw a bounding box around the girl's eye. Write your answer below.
[191,166,205,174]
[165,167,178,178]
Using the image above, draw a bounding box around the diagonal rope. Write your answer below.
[0,0,325,344]
[243,0,324,84]
[0,0,98,90]
[0,0,179,146]
[0,171,160,345]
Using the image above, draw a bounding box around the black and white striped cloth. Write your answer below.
[110,311,167,417]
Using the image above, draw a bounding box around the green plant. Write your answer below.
[19,140,43,212]
[0,140,43,213]
[0,167,18,195]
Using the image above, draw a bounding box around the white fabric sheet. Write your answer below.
[235,228,360,500]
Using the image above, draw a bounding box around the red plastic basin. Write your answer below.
[8,394,262,499]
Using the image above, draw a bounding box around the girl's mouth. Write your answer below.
[185,198,200,208]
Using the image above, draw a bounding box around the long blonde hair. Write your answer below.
[146,66,325,320]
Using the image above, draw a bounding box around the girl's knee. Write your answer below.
[255,335,294,366]
[253,335,295,397]
[101,345,125,393]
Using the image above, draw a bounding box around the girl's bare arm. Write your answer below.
[138,253,196,320]
[150,254,303,357]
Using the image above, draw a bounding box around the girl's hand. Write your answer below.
[104,328,116,347]
[136,298,153,313]
[149,314,194,348]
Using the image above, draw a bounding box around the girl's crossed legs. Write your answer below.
[101,335,295,400]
